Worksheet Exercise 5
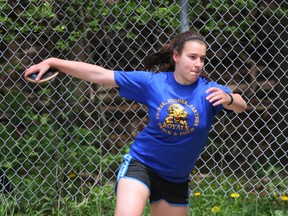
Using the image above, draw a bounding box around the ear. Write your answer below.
[173,51,180,63]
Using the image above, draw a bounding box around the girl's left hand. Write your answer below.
[205,87,232,106]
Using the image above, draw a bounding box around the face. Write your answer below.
[173,41,206,85]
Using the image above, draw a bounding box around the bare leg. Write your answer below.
[150,200,188,216]
[114,178,150,216]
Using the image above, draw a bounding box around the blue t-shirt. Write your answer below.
[114,71,232,183]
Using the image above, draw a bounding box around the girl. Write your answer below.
[25,31,247,216]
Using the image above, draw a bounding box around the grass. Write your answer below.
[189,193,288,216]
[1,184,287,216]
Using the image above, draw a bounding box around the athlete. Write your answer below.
[24,31,247,216]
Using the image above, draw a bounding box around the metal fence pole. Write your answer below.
[180,0,189,32]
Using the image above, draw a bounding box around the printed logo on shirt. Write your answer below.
[156,98,199,136]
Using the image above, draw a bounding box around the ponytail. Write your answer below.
[143,44,174,72]
[144,31,206,72]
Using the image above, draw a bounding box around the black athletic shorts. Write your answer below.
[116,154,190,206]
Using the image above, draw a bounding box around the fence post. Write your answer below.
[180,0,189,32]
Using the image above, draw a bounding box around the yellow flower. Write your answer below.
[230,193,240,198]
[211,206,220,213]
[194,192,201,197]
[281,195,288,201]
[68,173,77,179]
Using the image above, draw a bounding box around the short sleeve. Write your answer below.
[114,71,151,104]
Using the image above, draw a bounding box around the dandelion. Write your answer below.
[68,173,77,179]
[194,192,201,197]
[211,206,220,213]
[281,195,288,201]
[230,193,240,198]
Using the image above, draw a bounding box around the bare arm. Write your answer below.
[24,58,118,87]
[206,87,247,113]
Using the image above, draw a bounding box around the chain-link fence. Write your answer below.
[1,0,287,206]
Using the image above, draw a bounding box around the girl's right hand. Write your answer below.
[24,60,51,82]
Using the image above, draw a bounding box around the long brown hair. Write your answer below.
[144,31,207,72]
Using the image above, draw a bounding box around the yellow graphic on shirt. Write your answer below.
[156,99,199,136]
[165,103,188,129]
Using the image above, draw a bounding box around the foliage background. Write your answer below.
[0,0,287,207]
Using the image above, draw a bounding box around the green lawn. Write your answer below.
[1,185,287,216]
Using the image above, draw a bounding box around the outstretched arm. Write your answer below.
[24,58,118,87]
[206,87,247,113]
